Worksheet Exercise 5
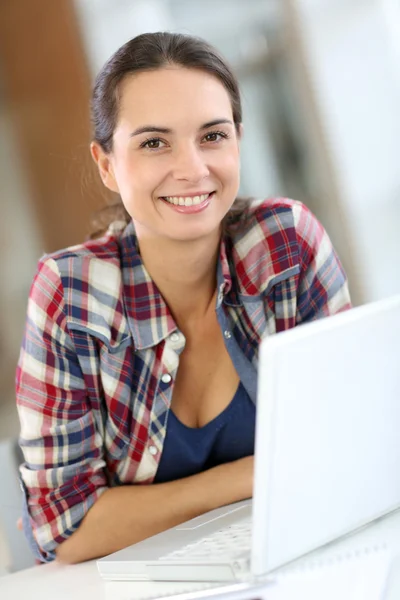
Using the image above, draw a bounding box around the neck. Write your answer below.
[136,229,221,326]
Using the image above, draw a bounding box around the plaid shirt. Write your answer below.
[17,198,351,561]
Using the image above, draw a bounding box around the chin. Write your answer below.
[166,223,222,243]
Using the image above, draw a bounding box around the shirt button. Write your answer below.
[170,332,180,343]
[149,445,158,456]
[224,330,232,339]
[161,373,172,384]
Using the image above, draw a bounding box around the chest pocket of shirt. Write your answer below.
[247,266,300,330]
[64,329,131,490]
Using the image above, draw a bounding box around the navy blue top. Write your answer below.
[154,382,256,483]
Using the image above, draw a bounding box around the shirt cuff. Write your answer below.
[20,477,56,563]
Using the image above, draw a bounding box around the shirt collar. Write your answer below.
[218,235,242,307]
[118,223,242,350]
[118,222,177,350]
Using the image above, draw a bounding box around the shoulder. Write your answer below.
[229,197,306,272]
[246,197,314,234]
[34,231,122,289]
[42,230,122,267]
[234,197,326,256]
[30,228,127,328]
[227,197,328,295]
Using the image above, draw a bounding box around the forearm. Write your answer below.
[56,458,250,564]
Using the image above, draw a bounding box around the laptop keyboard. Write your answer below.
[160,517,252,561]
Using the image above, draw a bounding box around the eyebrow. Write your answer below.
[129,118,234,137]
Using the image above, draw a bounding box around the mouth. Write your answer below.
[159,191,215,214]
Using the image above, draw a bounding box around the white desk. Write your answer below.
[0,560,216,600]
[1,554,400,600]
[3,510,400,600]
[2,556,400,600]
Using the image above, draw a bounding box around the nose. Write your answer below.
[172,143,210,183]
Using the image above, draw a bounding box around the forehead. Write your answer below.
[116,67,233,128]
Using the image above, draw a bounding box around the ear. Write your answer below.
[90,142,120,193]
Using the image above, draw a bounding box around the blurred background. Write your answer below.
[0,0,399,574]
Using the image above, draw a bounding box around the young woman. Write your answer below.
[16,32,351,565]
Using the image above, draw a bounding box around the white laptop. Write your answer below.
[97,295,400,582]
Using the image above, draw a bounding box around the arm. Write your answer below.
[56,455,253,564]
[17,257,108,562]
[293,203,352,322]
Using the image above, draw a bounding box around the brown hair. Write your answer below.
[90,32,251,238]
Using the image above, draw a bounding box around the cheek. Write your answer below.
[115,157,166,196]
[216,152,240,184]
[111,151,135,192]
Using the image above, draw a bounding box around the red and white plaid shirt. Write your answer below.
[17,198,351,560]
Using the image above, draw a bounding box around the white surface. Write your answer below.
[293,0,400,302]
[73,0,173,75]
[0,561,215,600]
[269,552,391,600]
[0,547,394,600]
[137,551,391,600]
[252,296,400,573]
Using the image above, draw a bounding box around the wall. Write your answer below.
[291,0,400,302]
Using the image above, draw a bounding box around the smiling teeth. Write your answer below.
[164,193,210,206]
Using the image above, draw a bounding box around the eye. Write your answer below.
[202,131,229,144]
[140,137,166,150]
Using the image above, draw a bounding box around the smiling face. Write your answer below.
[91,66,241,243]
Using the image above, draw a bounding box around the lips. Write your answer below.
[161,192,214,207]
[160,191,215,214]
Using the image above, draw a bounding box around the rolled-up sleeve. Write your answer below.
[16,257,108,562]
[293,202,352,322]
